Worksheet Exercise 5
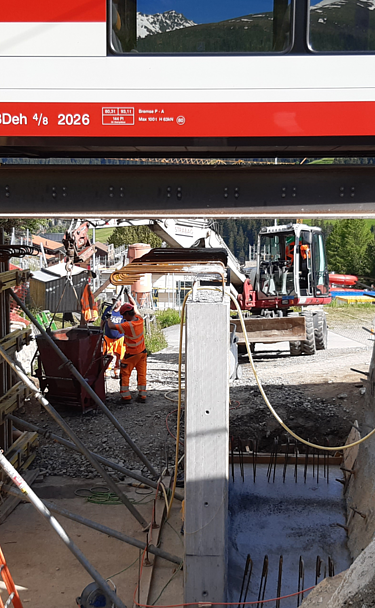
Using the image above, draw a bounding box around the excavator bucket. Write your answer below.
[232,316,306,345]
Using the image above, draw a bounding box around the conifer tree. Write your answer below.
[326,219,374,276]
[341,219,373,276]
[107,225,162,249]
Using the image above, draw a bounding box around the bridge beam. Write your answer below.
[1,164,375,217]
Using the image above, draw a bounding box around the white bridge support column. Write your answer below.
[184,302,229,606]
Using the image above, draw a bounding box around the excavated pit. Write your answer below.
[225,381,357,605]
[224,337,375,608]
[227,459,350,605]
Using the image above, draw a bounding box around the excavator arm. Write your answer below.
[115,218,246,291]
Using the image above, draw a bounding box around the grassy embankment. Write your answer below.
[88,227,116,243]
[324,299,375,329]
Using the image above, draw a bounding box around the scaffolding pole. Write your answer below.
[0,450,127,608]
[7,415,183,502]
[4,486,182,565]
[0,344,148,529]
[8,288,158,479]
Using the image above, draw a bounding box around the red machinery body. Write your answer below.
[238,278,331,312]
[233,224,331,355]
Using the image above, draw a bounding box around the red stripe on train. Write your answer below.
[0,0,106,23]
[0,101,375,137]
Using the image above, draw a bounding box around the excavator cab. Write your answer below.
[296,227,330,298]
[257,224,329,304]
[233,223,331,356]
[257,228,296,298]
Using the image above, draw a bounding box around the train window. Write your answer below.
[309,0,375,52]
[110,0,292,54]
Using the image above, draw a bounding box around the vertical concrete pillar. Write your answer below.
[184,302,229,605]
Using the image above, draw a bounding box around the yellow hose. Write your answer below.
[228,289,375,452]
[167,291,189,519]
[166,286,375,518]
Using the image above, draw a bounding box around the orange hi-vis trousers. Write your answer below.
[120,351,147,401]
[103,336,125,371]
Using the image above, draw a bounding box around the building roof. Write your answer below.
[31,262,86,283]
[95,241,109,255]
[32,234,65,253]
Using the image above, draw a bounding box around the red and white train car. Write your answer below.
[1,0,375,157]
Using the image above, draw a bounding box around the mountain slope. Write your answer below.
[135,1,375,53]
[310,0,375,50]
[137,10,196,39]
[137,10,281,53]
[312,0,375,9]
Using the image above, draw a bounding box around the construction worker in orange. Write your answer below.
[101,298,125,379]
[300,243,311,260]
[107,293,147,404]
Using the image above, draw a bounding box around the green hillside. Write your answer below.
[88,227,116,243]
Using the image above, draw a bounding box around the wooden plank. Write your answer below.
[184,302,229,606]
[0,382,29,423]
[0,269,31,294]
[5,431,39,471]
[0,328,32,356]
[93,278,110,299]
[0,469,39,524]
[232,316,306,343]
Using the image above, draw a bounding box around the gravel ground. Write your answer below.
[19,351,185,480]
[12,316,374,608]
[16,322,372,481]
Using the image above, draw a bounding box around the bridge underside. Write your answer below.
[2,135,375,159]
[1,163,375,218]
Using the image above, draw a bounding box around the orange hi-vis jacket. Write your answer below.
[80,284,98,322]
[300,244,311,260]
[118,316,145,355]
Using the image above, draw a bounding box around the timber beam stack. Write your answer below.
[0,261,38,522]
[0,268,32,294]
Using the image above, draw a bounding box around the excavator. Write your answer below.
[235,222,331,356]
[111,219,332,356]
[63,218,331,356]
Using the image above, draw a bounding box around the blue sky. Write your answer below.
[139,1,323,24]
